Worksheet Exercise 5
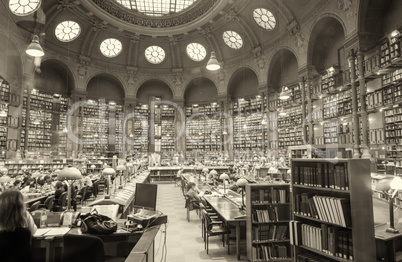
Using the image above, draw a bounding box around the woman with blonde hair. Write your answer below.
[0,189,37,235]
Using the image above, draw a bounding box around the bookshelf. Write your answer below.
[0,76,9,159]
[289,158,375,262]
[246,183,293,262]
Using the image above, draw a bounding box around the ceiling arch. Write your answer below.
[87,73,125,102]
[35,59,75,95]
[184,77,217,105]
[136,79,173,103]
[227,67,259,99]
[267,48,299,93]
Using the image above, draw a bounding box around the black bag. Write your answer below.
[79,210,117,234]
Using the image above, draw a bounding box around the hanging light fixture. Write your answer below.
[279,86,289,100]
[206,51,220,71]
[26,35,44,57]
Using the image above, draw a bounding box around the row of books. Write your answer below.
[296,253,334,262]
[252,244,289,261]
[252,224,288,242]
[251,188,289,204]
[290,221,353,260]
[252,205,290,222]
[293,163,349,190]
[294,193,351,227]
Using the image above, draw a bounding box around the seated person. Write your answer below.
[185,182,204,208]
[81,173,93,188]
[0,189,37,236]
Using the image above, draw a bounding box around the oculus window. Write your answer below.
[186,43,206,62]
[55,21,81,42]
[114,0,198,16]
[253,8,276,30]
[100,38,122,58]
[9,0,41,16]
[222,31,243,49]
[145,46,165,64]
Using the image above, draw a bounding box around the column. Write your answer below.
[358,51,370,158]
[306,76,314,145]
[173,99,185,156]
[300,77,308,143]
[123,97,136,158]
[348,49,361,158]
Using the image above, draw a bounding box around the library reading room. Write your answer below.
[1,0,402,261]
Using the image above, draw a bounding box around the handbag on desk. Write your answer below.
[79,209,117,234]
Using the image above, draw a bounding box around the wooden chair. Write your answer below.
[184,195,201,222]
[0,228,32,262]
[29,201,41,213]
[75,186,88,206]
[204,212,231,255]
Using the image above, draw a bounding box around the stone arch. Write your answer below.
[86,73,125,103]
[267,48,300,93]
[227,66,259,99]
[136,79,174,104]
[181,75,219,99]
[183,77,218,105]
[306,14,347,69]
[0,31,24,87]
[135,76,176,98]
[86,71,126,97]
[38,58,76,95]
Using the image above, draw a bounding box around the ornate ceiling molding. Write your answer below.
[80,0,231,36]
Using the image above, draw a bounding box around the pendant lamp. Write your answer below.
[26,35,44,57]
[206,51,220,71]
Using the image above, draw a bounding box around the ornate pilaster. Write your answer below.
[357,51,370,158]
[348,49,361,158]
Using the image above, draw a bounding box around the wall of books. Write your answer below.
[0,76,9,160]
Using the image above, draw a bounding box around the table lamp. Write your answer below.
[0,167,8,176]
[90,164,96,173]
[116,164,126,187]
[126,163,133,181]
[220,173,230,194]
[376,176,402,233]
[32,171,42,189]
[58,167,82,211]
[236,178,248,210]
[102,167,116,196]
[202,167,209,181]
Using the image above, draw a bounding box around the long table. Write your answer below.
[181,173,246,260]
[149,166,230,182]
[204,195,246,260]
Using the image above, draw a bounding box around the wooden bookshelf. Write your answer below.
[289,158,375,262]
[246,183,293,262]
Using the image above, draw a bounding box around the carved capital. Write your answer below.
[91,20,108,31]
[225,9,240,21]
[126,66,138,84]
[172,68,184,86]
[198,27,212,38]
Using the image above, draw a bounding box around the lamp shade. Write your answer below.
[32,171,42,178]
[220,173,229,180]
[236,178,248,187]
[0,167,8,175]
[116,165,127,171]
[58,167,82,180]
[209,169,218,176]
[279,87,290,100]
[126,163,133,168]
[90,164,96,169]
[202,167,209,173]
[0,176,12,183]
[54,169,61,174]
[26,35,45,57]
[102,167,116,176]
[38,165,43,169]
[206,51,220,71]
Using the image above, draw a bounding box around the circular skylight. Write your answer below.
[114,0,198,16]
[100,38,122,58]
[55,21,81,42]
[253,8,276,30]
[145,46,165,64]
[9,0,41,16]
[186,43,206,61]
[223,31,243,49]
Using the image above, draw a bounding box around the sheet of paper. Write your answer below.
[91,204,119,221]
[43,227,70,236]
[34,228,51,237]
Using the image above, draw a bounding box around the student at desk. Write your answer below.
[0,189,37,235]
[185,182,204,208]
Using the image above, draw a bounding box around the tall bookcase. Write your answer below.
[289,158,375,262]
[246,183,293,262]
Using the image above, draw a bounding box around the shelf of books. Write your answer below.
[246,183,293,262]
[185,103,222,159]
[160,105,175,152]
[132,105,149,153]
[112,104,124,153]
[233,96,263,154]
[4,159,73,176]
[289,158,375,262]
[0,76,9,159]
[81,100,109,155]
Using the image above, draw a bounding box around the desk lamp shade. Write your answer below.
[90,164,96,169]
[102,168,116,176]
[209,169,218,176]
[38,165,43,169]
[116,165,126,171]
[0,167,8,175]
[103,163,109,169]
[219,173,229,180]
[236,178,248,187]
[0,176,12,183]
[202,167,209,173]
[54,169,61,174]
[32,171,42,178]
[58,167,82,180]
[126,163,133,168]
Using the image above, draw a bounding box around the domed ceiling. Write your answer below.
[10,0,323,71]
